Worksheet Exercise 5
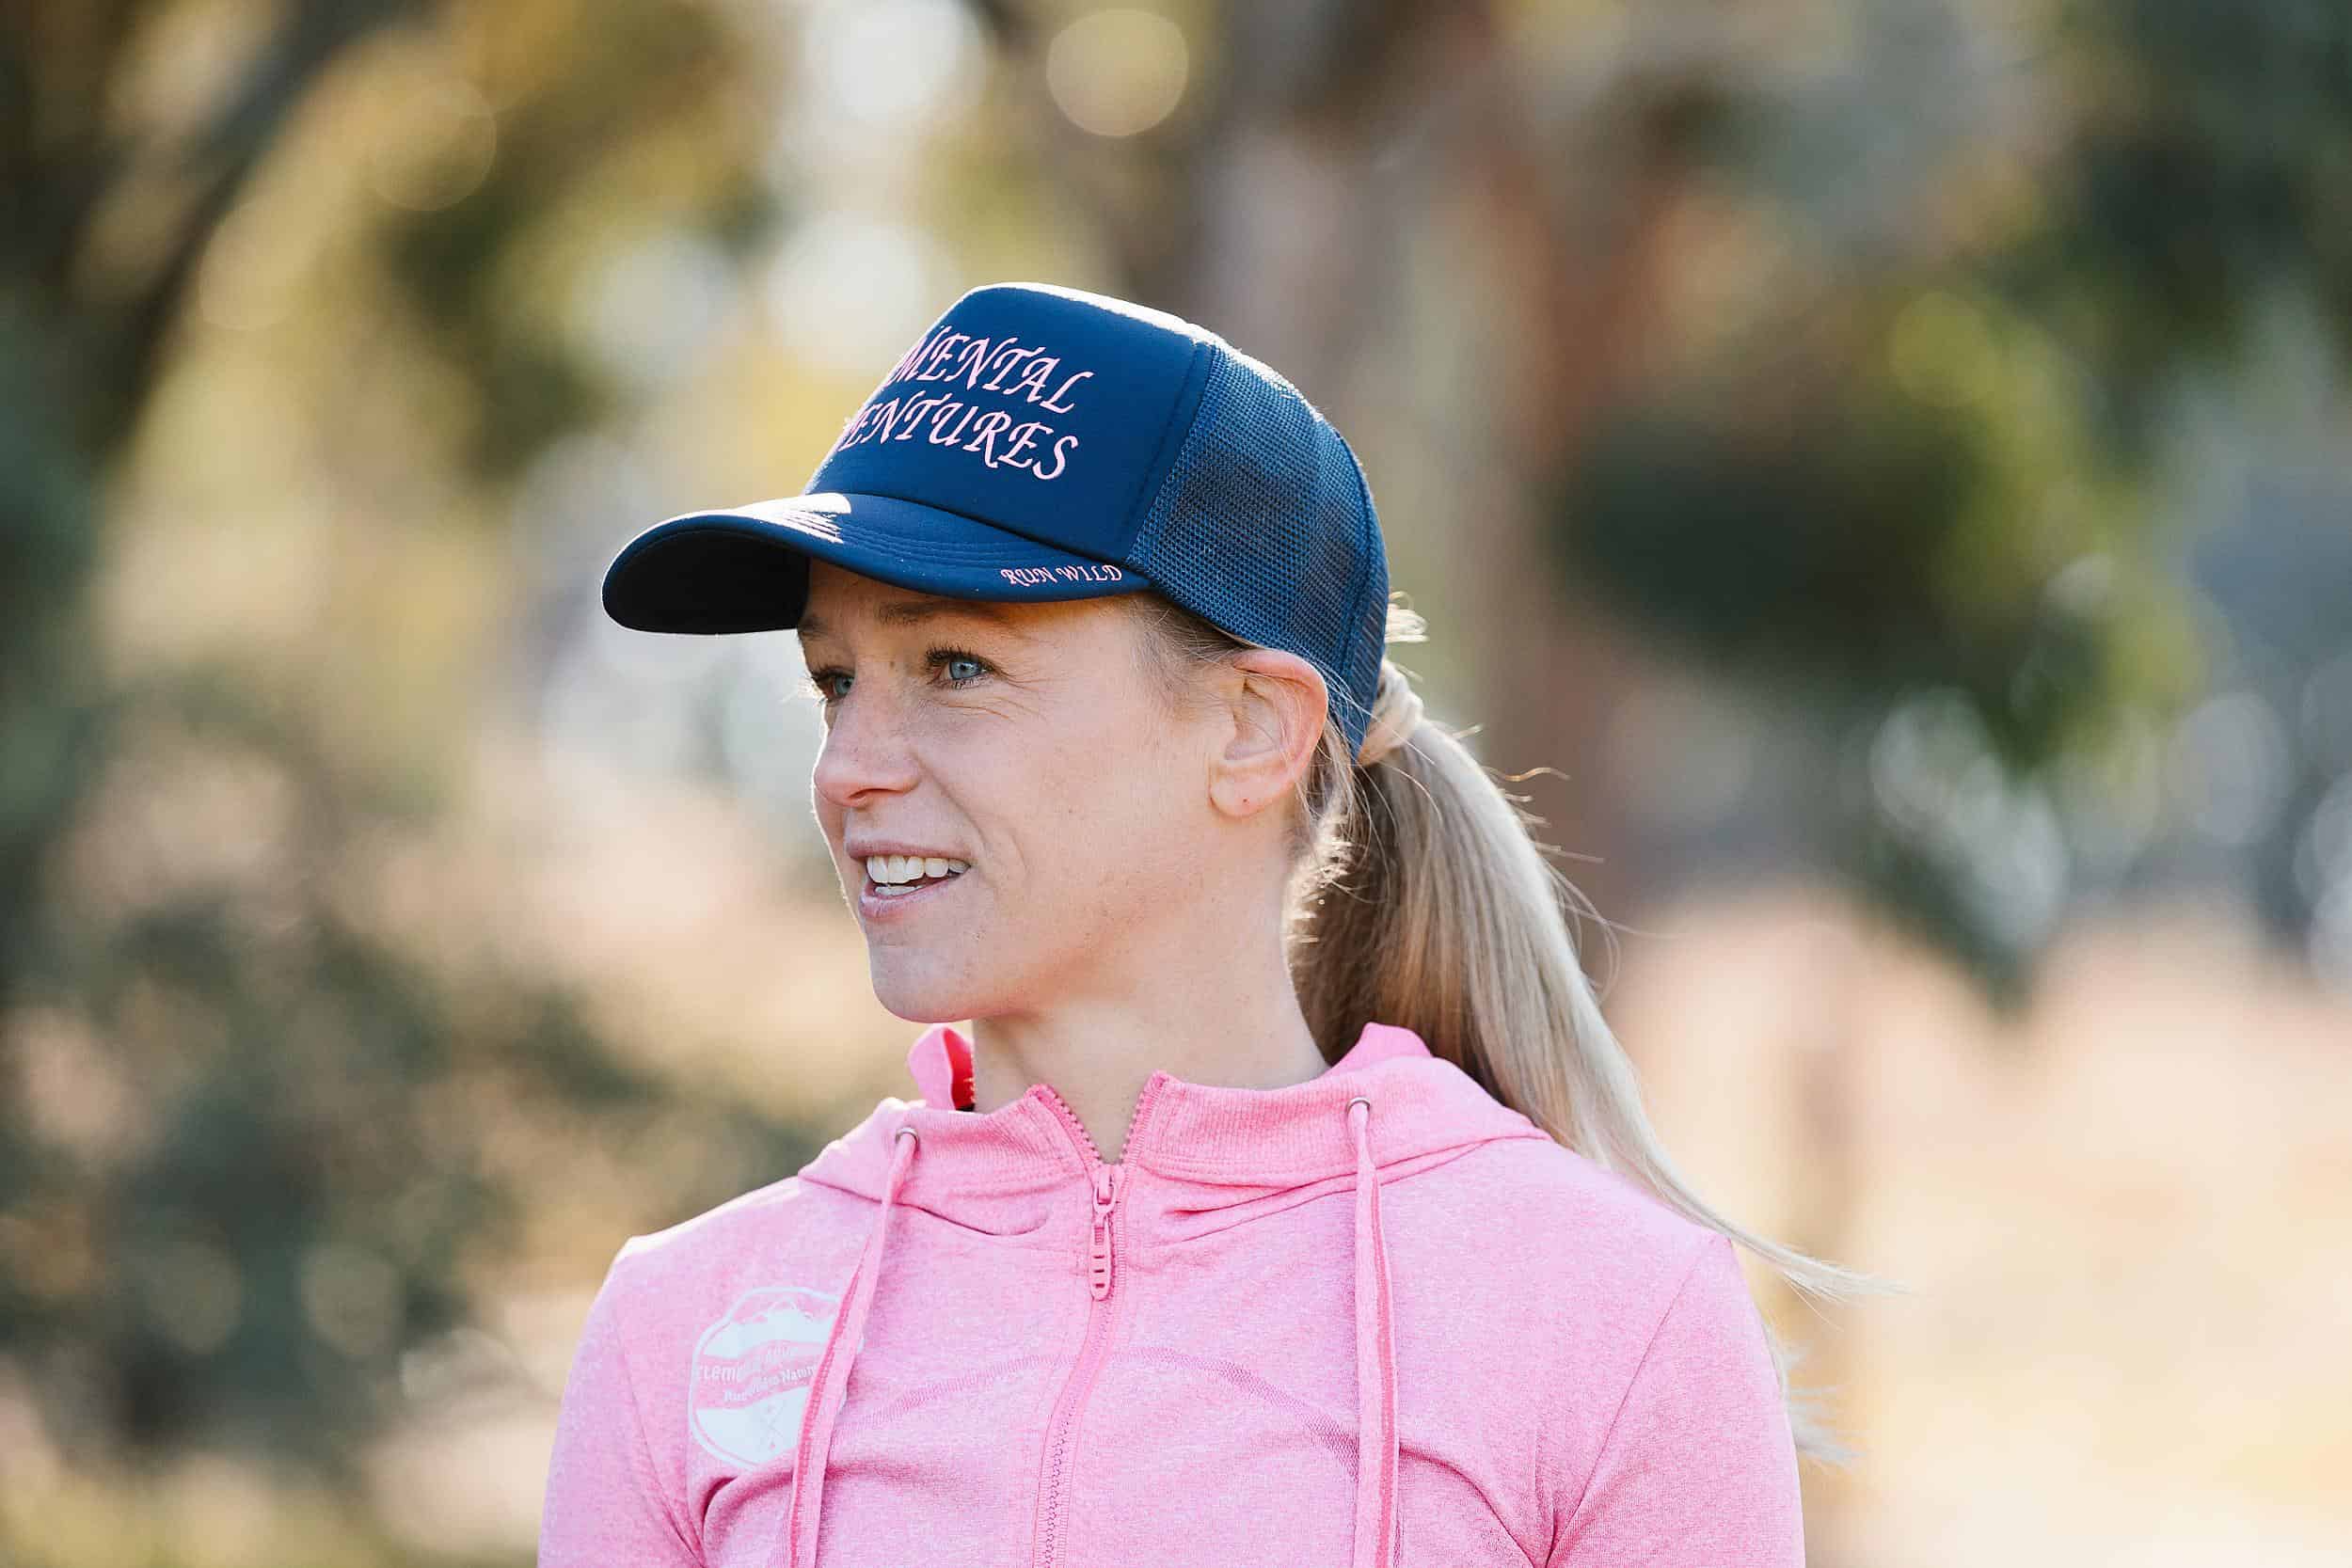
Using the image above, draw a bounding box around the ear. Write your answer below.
[1205,648,1327,821]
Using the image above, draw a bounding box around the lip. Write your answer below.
[845,841,968,863]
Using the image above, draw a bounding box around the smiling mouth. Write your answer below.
[864,854,970,898]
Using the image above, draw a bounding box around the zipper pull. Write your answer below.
[1088,1164,1121,1300]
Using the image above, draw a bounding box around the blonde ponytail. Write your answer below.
[1129,589,1901,1467]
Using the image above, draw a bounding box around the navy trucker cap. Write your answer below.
[599,281,1391,752]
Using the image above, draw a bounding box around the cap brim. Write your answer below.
[601,491,1152,634]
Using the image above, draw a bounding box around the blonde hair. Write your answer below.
[1125,589,1901,1467]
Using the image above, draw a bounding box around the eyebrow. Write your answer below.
[797,597,1033,644]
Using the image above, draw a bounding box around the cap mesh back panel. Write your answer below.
[1126,347,1389,750]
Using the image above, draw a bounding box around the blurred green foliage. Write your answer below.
[1564,0,2352,993]
[2027,0,2352,424]
[1,0,813,1487]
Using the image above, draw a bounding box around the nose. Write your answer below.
[811,684,921,810]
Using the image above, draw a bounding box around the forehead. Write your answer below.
[795,594,1032,643]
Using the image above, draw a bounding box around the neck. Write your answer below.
[967,918,1328,1164]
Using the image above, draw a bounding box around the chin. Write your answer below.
[866,958,991,1026]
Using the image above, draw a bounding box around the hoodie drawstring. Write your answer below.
[785,1122,918,1568]
[1348,1095,1398,1568]
[781,1107,1398,1567]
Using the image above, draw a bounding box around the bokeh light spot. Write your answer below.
[1046,8,1190,139]
[803,0,981,130]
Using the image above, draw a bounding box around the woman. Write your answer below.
[541,282,1880,1566]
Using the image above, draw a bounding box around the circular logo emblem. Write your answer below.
[689,1284,842,1466]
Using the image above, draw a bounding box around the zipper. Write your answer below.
[1087,1162,1120,1299]
[1028,1073,1165,1567]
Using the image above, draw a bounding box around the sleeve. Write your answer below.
[1548,1233,1805,1566]
[538,1244,704,1568]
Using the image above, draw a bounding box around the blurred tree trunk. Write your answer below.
[1447,21,1708,943]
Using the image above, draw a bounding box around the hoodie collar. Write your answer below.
[904,1015,1431,1111]
[800,1020,1547,1214]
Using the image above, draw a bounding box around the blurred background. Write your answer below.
[4,0,2348,1562]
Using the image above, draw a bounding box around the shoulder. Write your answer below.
[1416,1132,1731,1309]
[1391,1140,1772,1435]
[1387,1132,1761,1381]
[1496,1138,1772,1379]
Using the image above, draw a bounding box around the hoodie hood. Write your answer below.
[779,1020,1551,1568]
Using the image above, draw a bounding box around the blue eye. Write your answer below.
[801,650,990,709]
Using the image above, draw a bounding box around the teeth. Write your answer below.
[864,854,969,885]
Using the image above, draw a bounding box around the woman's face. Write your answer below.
[797,558,1221,1022]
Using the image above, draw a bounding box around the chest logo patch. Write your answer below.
[689,1284,843,1466]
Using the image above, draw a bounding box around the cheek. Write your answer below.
[1020,709,1200,876]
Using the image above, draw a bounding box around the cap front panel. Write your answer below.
[807,286,1203,582]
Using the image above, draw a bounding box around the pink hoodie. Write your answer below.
[538,1021,1803,1565]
